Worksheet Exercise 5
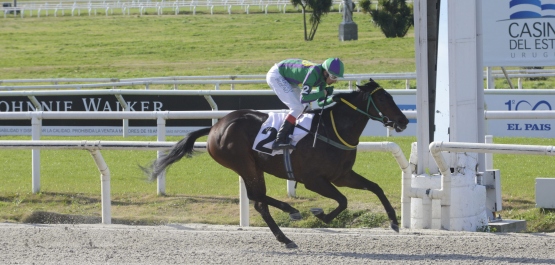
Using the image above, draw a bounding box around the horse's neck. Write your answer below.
[323,107,369,146]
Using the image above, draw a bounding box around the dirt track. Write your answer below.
[1,223,554,264]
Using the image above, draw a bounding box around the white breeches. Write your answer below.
[266,64,308,119]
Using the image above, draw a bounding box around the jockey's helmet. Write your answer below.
[322,58,344,78]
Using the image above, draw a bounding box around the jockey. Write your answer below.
[266,58,345,150]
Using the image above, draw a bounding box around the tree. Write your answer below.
[360,0,413,38]
[291,0,333,41]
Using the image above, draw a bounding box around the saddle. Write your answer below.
[252,112,314,156]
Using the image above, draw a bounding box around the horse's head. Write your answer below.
[354,79,409,132]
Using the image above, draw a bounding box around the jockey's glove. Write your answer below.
[325,86,334,96]
[317,96,336,107]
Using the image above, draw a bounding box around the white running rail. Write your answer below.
[0,140,410,227]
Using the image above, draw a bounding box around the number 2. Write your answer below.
[255,127,277,153]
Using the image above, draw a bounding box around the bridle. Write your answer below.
[328,86,394,148]
[334,86,395,126]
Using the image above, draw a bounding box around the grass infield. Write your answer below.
[1,12,554,231]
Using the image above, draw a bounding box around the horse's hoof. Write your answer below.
[285,242,298,249]
[289,212,302,221]
[310,208,324,216]
[391,223,400,233]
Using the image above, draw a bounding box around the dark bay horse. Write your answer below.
[144,79,409,248]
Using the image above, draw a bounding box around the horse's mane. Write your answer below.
[305,89,363,114]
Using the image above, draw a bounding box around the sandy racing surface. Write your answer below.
[1,222,554,264]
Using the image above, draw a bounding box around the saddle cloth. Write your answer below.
[252,112,314,156]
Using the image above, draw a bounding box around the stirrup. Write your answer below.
[272,140,296,150]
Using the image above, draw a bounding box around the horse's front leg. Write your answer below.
[333,170,399,232]
[263,195,302,221]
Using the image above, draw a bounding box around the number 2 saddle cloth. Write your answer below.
[252,112,314,155]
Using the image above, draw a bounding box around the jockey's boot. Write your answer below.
[272,120,296,150]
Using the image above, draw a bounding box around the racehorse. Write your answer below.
[144,79,409,248]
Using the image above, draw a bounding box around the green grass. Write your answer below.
[484,137,555,232]
[1,12,555,230]
[2,12,553,89]
[0,12,415,79]
[1,135,555,231]
[0,135,412,227]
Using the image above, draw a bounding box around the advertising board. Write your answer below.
[482,0,555,67]
[1,91,552,137]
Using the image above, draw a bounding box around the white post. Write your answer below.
[287,180,296,197]
[239,176,249,227]
[486,67,494,89]
[414,0,433,175]
[485,135,493,170]
[410,0,486,231]
[115,94,129,137]
[445,0,481,144]
[157,116,166,195]
[31,115,41,194]
[421,195,432,229]
[477,2,486,173]
[90,150,111,224]
[401,169,411,229]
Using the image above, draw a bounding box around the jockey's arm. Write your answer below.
[300,69,326,104]
[300,84,326,103]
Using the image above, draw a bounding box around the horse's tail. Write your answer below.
[143,127,211,182]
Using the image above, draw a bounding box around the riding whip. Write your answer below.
[312,96,327,148]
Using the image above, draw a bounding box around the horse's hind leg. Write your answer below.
[303,177,348,224]
[333,170,399,232]
[240,170,298,248]
[237,169,300,220]
[252,201,297,248]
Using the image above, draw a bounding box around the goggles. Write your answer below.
[328,73,339,81]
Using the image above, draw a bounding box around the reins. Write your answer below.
[337,87,386,122]
[295,86,388,151]
[326,87,387,149]
[330,111,356,149]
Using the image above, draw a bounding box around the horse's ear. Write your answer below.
[357,78,381,92]
[366,78,381,90]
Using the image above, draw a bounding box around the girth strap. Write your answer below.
[295,124,356,151]
[282,147,295,180]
